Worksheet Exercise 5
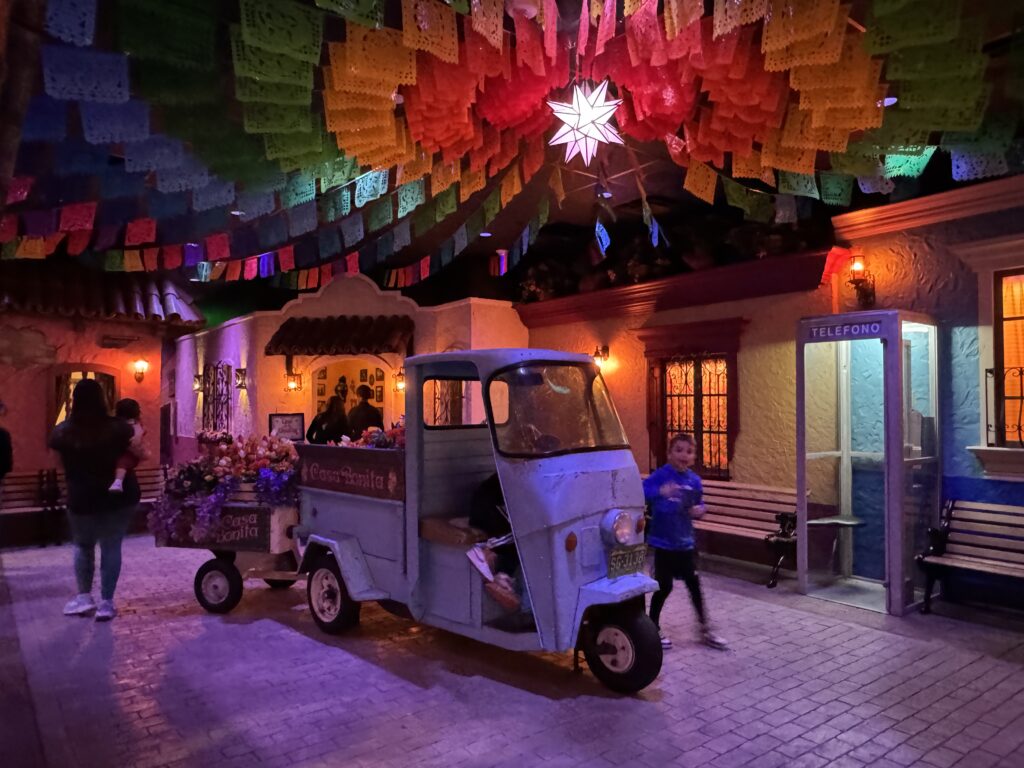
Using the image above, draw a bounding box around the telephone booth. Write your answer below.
[796,311,940,615]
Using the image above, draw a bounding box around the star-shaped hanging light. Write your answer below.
[547,79,624,167]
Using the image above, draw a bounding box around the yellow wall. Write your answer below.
[528,285,833,485]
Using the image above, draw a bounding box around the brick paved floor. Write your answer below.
[4,537,1024,768]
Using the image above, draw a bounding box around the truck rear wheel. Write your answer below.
[306,554,360,634]
[194,559,243,614]
[582,609,663,694]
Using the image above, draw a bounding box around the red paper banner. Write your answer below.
[123,249,144,272]
[6,177,33,205]
[0,214,18,243]
[243,256,258,280]
[124,218,157,246]
[419,255,430,280]
[44,233,65,255]
[143,247,160,271]
[226,260,243,281]
[205,233,231,261]
[320,264,333,287]
[277,245,295,272]
[66,230,91,255]
[346,252,360,273]
[162,244,183,269]
[59,202,97,232]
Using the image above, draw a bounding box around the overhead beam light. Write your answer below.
[479,231,493,237]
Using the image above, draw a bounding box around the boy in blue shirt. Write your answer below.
[643,433,727,650]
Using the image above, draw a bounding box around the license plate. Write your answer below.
[608,544,647,578]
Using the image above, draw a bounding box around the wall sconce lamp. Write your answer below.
[393,367,406,392]
[592,345,610,368]
[284,355,302,393]
[192,374,203,393]
[847,255,876,309]
[132,359,149,383]
[234,368,247,389]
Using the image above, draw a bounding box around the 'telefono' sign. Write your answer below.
[809,322,883,339]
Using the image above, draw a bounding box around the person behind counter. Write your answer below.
[306,396,349,444]
[347,385,384,440]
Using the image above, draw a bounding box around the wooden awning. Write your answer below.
[264,314,414,356]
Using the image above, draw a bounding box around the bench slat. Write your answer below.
[703,489,798,508]
[946,543,1024,565]
[702,479,798,497]
[947,532,1024,553]
[952,500,1024,517]
[951,510,1024,529]
[704,507,780,527]
[949,521,1024,539]
[694,521,771,539]
[705,497,796,516]
[923,553,1024,578]
[700,513,779,532]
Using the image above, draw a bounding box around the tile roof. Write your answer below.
[264,314,414,357]
[0,261,204,329]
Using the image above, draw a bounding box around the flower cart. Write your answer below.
[149,433,303,614]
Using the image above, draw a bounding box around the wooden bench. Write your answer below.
[695,480,798,588]
[53,465,168,509]
[1,470,63,546]
[917,499,1024,613]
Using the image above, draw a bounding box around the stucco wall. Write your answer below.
[170,275,529,456]
[0,315,162,472]
[528,286,833,483]
[844,207,1024,503]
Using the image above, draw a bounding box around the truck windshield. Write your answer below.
[487,363,629,457]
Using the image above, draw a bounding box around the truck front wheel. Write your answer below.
[582,609,663,694]
[306,554,361,634]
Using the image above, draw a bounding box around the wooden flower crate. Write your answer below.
[156,483,298,554]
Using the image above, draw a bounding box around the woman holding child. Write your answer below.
[49,379,144,621]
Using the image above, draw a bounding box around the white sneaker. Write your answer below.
[702,627,728,650]
[659,631,672,649]
[63,594,96,616]
[466,545,495,582]
[95,599,117,622]
[108,478,124,493]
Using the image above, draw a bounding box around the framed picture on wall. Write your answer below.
[317,383,325,396]
[317,400,326,412]
[269,412,305,442]
[317,368,327,380]
[375,368,384,381]
[360,369,368,382]
[375,386,384,402]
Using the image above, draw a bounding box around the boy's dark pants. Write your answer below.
[649,547,706,627]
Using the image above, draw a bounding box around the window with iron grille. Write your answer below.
[662,356,730,477]
[992,269,1024,447]
[423,378,466,428]
[637,317,745,478]
[201,362,231,433]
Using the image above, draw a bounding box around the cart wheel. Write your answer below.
[194,559,244,614]
[306,554,360,634]
[264,579,296,590]
[582,610,663,694]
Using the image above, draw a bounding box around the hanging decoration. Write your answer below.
[547,80,624,167]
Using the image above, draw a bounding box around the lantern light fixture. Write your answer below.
[393,367,406,392]
[592,345,610,368]
[132,359,149,383]
[848,254,876,309]
[284,355,301,393]
[547,80,624,167]
[234,368,247,389]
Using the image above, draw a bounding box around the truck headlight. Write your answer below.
[601,509,636,546]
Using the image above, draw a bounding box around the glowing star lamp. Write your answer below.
[547,80,623,167]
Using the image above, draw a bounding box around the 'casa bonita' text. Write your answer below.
[809,322,883,339]
[306,462,389,493]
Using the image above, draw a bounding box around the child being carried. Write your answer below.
[109,398,149,493]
